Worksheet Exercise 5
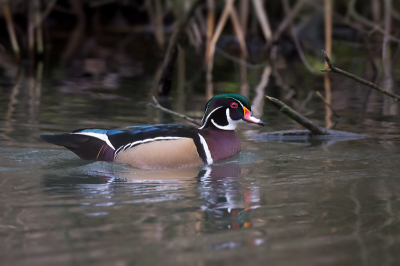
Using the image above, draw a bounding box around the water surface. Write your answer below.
[1,65,400,265]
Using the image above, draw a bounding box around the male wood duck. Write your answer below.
[40,94,263,169]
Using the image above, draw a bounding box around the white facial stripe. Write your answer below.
[226,97,244,108]
[202,101,211,122]
[72,132,115,150]
[114,136,186,159]
[211,108,241,130]
[199,106,223,129]
[198,134,213,164]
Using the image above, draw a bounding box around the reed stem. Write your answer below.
[3,3,20,61]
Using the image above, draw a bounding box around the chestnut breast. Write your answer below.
[199,129,241,162]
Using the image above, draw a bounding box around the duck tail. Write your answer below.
[40,134,114,162]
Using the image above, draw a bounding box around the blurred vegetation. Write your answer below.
[0,1,397,62]
[0,0,399,117]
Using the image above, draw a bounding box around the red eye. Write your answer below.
[230,102,238,108]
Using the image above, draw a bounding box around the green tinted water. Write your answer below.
[1,66,400,265]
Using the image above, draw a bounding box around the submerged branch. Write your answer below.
[266,95,328,135]
[321,50,400,103]
[149,96,202,126]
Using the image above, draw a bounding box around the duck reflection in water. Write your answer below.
[197,163,260,231]
[42,162,260,232]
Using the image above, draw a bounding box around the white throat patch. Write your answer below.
[211,108,241,130]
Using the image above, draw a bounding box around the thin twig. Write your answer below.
[371,0,381,24]
[291,28,317,74]
[324,0,333,129]
[215,47,266,69]
[308,1,400,44]
[190,20,202,50]
[347,0,400,43]
[266,95,328,135]
[61,0,86,62]
[382,0,396,115]
[194,8,206,35]
[252,0,272,43]
[321,50,400,103]
[252,65,272,118]
[158,0,202,97]
[347,0,377,29]
[207,0,233,64]
[35,0,44,55]
[359,35,378,115]
[392,9,400,21]
[299,90,314,111]
[157,40,179,96]
[239,0,249,36]
[282,0,317,75]
[205,0,215,64]
[316,91,340,119]
[149,96,202,126]
[3,3,20,61]
[154,0,164,49]
[30,0,57,30]
[392,43,400,75]
[229,4,248,58]
[28,1,35,63]
[361,35,378,81]
[272,0,307,42]
[206,0,234,99]
[89,0,116,7]
[145,0,166,49]
[5,71,22,120]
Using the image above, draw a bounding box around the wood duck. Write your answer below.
[40,94,264,169]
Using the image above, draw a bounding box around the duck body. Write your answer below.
[40,94,263,169]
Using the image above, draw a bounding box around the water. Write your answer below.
[1,62,400,265]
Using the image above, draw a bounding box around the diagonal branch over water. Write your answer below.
[149,96,202,126]
[321,50,400,103]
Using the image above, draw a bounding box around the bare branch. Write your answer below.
[30,0,57,30]
[215,47,266,69]
[266,95,328,135]
[316,91,340,119]
[252,0,272,43]
[321,50,400,103]
[149,96,202,126]
[229,5,248,58]
[273,0,308,42]
[347,0,400,43]
[3,3,20,61]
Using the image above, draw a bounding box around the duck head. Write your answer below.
[199,94,264,130]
